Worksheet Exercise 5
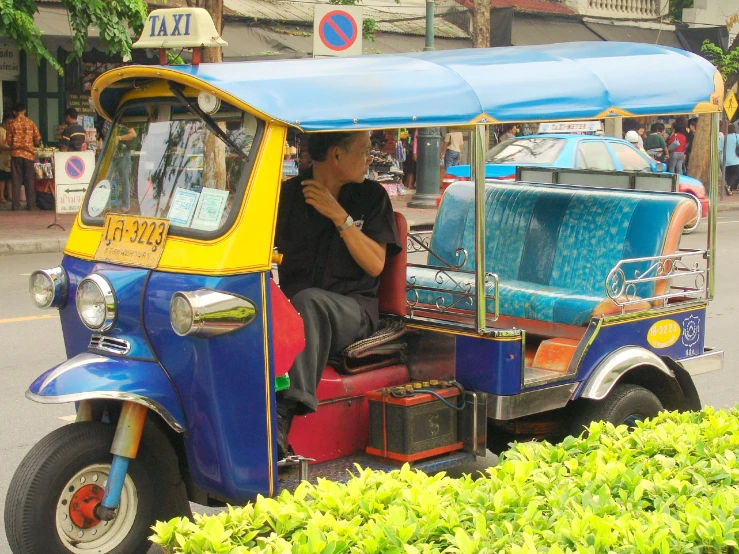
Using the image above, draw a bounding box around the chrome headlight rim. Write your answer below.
[76,274,117,331]
[29,267,68,309]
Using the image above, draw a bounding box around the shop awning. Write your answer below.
[583,21,683,49]
[513,15,602,45]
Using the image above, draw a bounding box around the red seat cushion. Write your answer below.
[378,212,408,317]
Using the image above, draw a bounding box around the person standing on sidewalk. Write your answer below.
[440,129,463,169]
[58,108,86,152]
[4,103,42,211]
[719,124,739,195]
[0,113,12,204]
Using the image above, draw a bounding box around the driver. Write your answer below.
[274,131,401,458]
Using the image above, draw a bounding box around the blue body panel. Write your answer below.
[98,43,719,131]
[573,307,707,398]
[445,135,706,194]
[455,336,523,395]
[28,354,186,430]
[144,271,275,501]
[59,257,154,360]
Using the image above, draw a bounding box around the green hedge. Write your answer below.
[152,407,739,553]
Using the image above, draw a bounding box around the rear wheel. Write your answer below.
[570,383,662,438]
[5,420,190,554]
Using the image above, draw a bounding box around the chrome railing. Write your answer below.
[405,231,499,324]
[605,248,707,311]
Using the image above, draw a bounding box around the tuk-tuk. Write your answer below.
[5,8,726,553]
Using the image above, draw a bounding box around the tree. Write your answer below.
[472,0,489,48]
[669,0,693,22]
[0,0,148,75]
[688,35,739,189]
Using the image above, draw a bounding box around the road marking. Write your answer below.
[59,415,77,422]
[0,314,59,324]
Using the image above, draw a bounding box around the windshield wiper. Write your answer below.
[168,82,249,161]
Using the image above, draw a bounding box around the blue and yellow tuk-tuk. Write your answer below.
[5,8,726,553]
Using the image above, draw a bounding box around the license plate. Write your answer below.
[95,214,170,269]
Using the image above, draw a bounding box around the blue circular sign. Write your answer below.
[319,10,358,52]
[65,156,85,180]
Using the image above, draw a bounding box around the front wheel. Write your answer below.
[569,383,662,438]
[5,420,190,554]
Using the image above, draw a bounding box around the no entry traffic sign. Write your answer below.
[313,5,362,57]
[65,156,86,180]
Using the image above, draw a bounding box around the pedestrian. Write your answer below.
[4,103,41,211]
[684,117,698,172]
[499,124,518,142]
[666,117,688,175]
[0,113,12,204]
[104,121,137,213]
[59,108,86,152]
[644,122,669,163]
[440,129,463,169]
[719,123,739,196]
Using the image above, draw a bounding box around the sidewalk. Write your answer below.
[0,191,438,256]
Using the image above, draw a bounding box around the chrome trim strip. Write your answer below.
[170,289,257,337]
[580,346,674,401]
[487,382,578,420]
[678,347,723,376]
[600,300,707,325]
[26,389,185,433]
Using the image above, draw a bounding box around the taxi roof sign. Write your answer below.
[133,8,227,50]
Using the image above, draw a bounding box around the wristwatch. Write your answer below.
[336,215,354,232]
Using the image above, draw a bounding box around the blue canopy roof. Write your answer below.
[94,41,722,131]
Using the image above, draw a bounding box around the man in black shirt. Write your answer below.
[59,108,86,152]
[274,131,401,458]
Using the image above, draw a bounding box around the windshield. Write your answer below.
[485,138,565,164]
[82,100,261,237]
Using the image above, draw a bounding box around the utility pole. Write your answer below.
[409,0,442,208]
[472,0,490,48]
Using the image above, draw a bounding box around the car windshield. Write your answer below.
[485,138,565,164]
[82,100,261,237]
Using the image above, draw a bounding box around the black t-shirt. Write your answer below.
[60,123,86,152]
[275,169,401,328]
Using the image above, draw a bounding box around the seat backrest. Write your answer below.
[378,212,408,316]
[429,182,697,297]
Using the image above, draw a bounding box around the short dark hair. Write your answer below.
[308,132,356,162]
[623,120,639,132]
[729,123,736,134]
[65,107,78,120]
[13,102,26,113]
[650,123,660,133]
[688,118,698,127]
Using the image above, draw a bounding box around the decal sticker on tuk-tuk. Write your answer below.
[682,314,701,357]
[647,319,681,349]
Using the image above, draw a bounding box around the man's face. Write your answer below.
[336,132,372,184]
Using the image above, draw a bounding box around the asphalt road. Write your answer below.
[0,217,737,553]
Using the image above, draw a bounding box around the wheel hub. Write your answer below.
[69,484,104,529]
[55,464,137,553]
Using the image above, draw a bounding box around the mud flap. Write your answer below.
[665,358,702,411]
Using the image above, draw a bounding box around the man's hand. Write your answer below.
[301,179,347,226]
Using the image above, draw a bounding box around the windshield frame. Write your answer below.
[81,97,265,241]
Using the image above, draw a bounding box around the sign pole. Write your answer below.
[47,208,64,231]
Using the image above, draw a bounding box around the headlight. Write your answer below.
[170,289,256,337]
[76,274,116,331]
[29,267,67,309]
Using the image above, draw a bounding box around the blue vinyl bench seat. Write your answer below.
[407,182,698,327]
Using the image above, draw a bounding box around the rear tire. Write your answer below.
[570,383,662,438]
[5,420,191,554]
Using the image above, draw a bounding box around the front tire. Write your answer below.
[570,383,662,438]
[5,420,190,554]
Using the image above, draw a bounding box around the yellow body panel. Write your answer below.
[65,122,286,276]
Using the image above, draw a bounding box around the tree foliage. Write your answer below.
[701,38,739,89]
[0,0,148,75]
[668,0,693,22]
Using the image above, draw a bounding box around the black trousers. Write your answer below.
[281,288,372,414]
[11,157,36,211]
[727,164,739,191]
